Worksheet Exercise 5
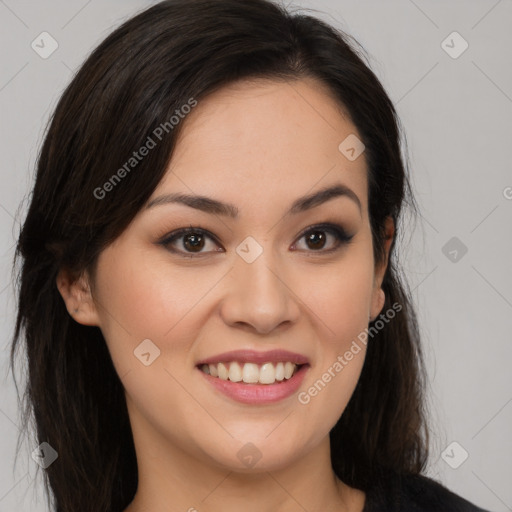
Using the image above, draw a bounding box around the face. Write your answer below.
[61,77,389,474]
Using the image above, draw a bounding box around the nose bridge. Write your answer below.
[238,245,281,298]
[220,236,300,333]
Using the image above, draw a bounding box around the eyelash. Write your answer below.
[158,223,354,258]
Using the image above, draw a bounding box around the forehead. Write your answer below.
[156,77,368,214]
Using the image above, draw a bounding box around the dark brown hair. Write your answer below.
[10,0,429,510]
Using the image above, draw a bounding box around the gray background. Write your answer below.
[1,0,511,510]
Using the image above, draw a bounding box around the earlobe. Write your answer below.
[370,288,385,322]
[56,268,101,326]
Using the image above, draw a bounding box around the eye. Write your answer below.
[292,223,354,253]
[159,226,222,257]
[158,223,353,257]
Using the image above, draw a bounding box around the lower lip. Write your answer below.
[198,365,309,404]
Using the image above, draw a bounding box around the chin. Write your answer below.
[199,434,310,474]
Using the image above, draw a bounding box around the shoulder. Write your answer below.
[398,473,491,512]
[363,470,492,512]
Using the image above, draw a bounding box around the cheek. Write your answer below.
[92,250,214,447]
[296,326,368,449]
[97,242,210,323]
[294,248,374,433]
[303,251,375,343]
[91,246,204,371]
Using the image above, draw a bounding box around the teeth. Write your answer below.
[200,361,301,384]
[284,361,295,379]
[275,362,285,381]
[259,363,275,384]
[228,362,242,382]
[218,362,229,380]
[242,363,260,383]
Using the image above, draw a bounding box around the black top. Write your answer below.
[362,471,492,512]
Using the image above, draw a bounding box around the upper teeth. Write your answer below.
[200,361,298,384]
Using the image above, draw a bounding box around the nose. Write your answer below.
[219,251,301,335]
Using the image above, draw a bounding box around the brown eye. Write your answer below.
[293,224,353,253]
[182,233,206,252]
[159,227,222,256]
[305,230,327,250]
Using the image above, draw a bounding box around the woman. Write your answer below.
[9,0,492,511]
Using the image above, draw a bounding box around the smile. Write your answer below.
[198,364,309,404]
[200,361,301,385]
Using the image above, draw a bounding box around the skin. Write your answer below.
[57,77,393,512]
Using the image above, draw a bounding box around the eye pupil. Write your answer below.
[184,233,205,251]
[306,231,326,250]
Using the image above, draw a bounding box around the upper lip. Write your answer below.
[196,349,309,366]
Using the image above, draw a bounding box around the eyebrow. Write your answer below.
[145,183,362,218]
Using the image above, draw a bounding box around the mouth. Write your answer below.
[196,349,310,404]
[199,361,305,385]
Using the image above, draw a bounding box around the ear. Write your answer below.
[56,268,101,326]
[370,216,395,322]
